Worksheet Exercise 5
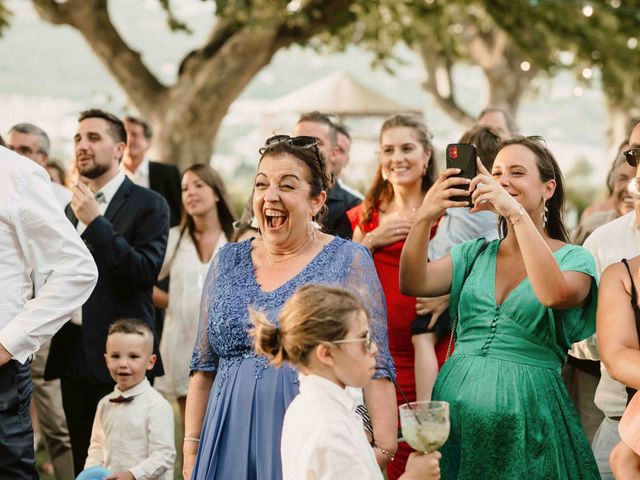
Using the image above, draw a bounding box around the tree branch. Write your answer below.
[417,43,475,126]
[32,0,166,116]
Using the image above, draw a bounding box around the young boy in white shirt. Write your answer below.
[84,319,175,480]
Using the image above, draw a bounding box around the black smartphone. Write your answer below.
[445,143,477,206]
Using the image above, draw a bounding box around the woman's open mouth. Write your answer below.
[265,209,288,230]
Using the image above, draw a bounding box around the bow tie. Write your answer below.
[109,395,134,403]
[94,191,106,204]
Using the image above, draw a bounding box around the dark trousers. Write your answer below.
[0,360,37,479]
[58,325,114,476]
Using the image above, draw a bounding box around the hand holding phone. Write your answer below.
[446,143,477,206]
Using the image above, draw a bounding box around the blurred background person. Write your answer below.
[7,123,71,207]
[294,111,362,239]
[477,107,517,139]
[348,113,438,480]
[46,159,68,187]
[573,141,634,244]
[334,122,364,199]
[153,164,235,432]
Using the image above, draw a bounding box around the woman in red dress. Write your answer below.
[347,113,445,480]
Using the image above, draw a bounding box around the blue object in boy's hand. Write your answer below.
[76,466,112,480]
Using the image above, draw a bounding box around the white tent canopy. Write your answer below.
[264,70,419,117]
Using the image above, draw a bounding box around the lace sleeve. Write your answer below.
[189,246,222,374]
[344,245,396,381]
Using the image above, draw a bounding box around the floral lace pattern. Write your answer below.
[190,237,395,395]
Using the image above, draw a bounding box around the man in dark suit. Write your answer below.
[293,111,361,239]
[121,116,181,227]
[45,109,170,476]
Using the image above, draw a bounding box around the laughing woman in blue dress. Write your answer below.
[182,136,397,479]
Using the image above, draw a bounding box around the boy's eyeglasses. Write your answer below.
[331,331,375,352]
[624,148,640,167]
[262,135,323,166]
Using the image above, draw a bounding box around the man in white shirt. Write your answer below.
[0,146,98,479]
[6,122,76,480]
[572,121,640,479]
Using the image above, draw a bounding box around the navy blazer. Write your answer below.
[45,177,170,383]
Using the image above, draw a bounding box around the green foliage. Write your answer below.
[0,1,12,37]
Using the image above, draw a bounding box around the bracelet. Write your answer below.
[363,233,375,250]
[374,444,395,462]
[509,205,526,225]
[184,437,200,443]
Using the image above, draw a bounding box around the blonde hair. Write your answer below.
[251,285,368,368]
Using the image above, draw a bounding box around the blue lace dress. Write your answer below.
[189,237,395,480]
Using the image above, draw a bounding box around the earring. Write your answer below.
[543,204,548,228]
[311,215,322,230]
[423,164,427,176]
[381,171,388,181]
[250,216,259,229]
[308,221,318,245]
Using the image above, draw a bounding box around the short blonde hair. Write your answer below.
[251,285,368,368]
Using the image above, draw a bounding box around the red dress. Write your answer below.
[347,205,445,480]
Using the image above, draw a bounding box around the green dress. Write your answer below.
[432,239,600,479]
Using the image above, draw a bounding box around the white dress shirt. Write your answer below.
[281,374,383,480]
[120,157,150,188]
[85,378,175,480]
[571,211,640,417]
[0,147,97,363]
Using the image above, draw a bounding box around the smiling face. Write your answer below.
[611,158,636,216]
[491,144,555,220]
[182,170,217,217]
[330,310,377,389]
[380,126,431,188]
[74,117,124,180]
[253,153,325,249]
[105,332,156,392]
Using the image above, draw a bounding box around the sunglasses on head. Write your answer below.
[624,148,640,167]
[265,134,318,149]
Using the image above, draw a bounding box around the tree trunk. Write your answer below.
[32,0,356,171]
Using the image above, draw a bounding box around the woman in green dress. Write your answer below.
[399,136,600,479]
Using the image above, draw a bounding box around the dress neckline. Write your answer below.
[490,241,572,307]
[248,236,341,295]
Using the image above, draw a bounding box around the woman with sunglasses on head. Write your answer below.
[399,136,599,479]
[153,164,235,432]
[252,284,441,480]
[347,113,442,480]
[183,136,397,480]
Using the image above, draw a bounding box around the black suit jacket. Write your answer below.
[149,161,181,227]
[45,177,170,384]
[324,182,362,239]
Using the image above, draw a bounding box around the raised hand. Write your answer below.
[415,168,471,223]
[468,159,522,219]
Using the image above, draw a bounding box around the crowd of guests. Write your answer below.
[1,104,640,480]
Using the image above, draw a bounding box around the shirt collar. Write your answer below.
[299,374,356,412]
[96,171,126,205]
[111,377,151,400]
[120,157,149,179]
